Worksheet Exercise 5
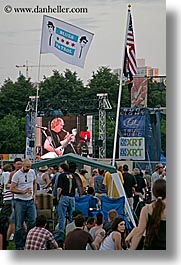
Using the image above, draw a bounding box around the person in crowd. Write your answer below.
[103,209,118,234]
[50,165,60,201]
[162,166,166,181]
[133,168,146,198]
[65,209,82,236]
[79,126,91,144]
[0,164,13,218]
[99,217,127,250]
[132,168,147,209]
[5,158,23,242]
[36,166,52,194]
[151,163,164,200]
[94,169,107,199]
[0,164,13,249]
[57,163,77,231]
[118,165,123,173]
[10,158,37,250]
[68,161,84,196]
[78,169,88,193]
[87,186,101,211]
[103,162,124,198]
[78,126,91,157]
[89,168,99,188]
[87,212,105,250]
[129,178,166,250]
[47,166,54,180]
[144,170,151,189]
[42,117,76,158]
[63,214,96,250]
[85,217,96,232]
[143,170,152,203]
[25,215,61,250]
[125,227,145,250]
[122,164,137,210]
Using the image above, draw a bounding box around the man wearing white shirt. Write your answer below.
[10,159,37,250]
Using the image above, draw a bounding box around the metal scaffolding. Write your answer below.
[25,96,38,161]
[97,93,112,158]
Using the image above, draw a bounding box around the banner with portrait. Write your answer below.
[131,77,148,107]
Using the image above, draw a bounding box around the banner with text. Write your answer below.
[40,15,94,68]
[119,108,146,137]
[119,137,145,160]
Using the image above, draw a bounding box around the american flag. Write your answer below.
[123,11,137,90]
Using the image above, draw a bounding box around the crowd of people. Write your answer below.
[0,158,166,250]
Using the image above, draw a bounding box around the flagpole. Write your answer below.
[33,53,41,162]
[112,5,131,166]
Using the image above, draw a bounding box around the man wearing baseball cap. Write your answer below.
[151,163,163,201]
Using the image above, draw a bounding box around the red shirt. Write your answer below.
[79,131,90,142]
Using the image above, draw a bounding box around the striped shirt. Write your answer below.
[25,226,56,250]
[1,172,13,201]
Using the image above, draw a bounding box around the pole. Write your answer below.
[112,5,131,166]
[33,54,41,162]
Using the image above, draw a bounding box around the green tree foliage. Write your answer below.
[0,114,26,153]
[147,79,166,107]
[0,76,36,118]
[39,69,85,111]
[86,66,120,110]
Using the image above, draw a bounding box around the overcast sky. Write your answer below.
[0,0,166,86]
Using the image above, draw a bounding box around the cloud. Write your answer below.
[67,17,99,29]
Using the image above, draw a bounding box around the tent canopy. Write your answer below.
[32,153,117,173]
[32,153,136,227]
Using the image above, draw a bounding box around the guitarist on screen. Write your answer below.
[41,117,75,159]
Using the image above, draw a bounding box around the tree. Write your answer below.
[147,79,166,107]
[86,66,120,110]
[38,69,85,113]
[0,76,36,118]
[0,114,26,154]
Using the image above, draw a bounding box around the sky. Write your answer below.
[0,0,166,86]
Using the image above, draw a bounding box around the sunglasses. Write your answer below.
[25,175,28,182]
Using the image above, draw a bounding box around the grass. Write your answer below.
[6,240,16,250]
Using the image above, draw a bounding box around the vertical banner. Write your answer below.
[131,77,148,107]
[119,108,146,160]
[119,108,146,137]
[145,109,154,162]
[25,114,32,159]
[155,111,161,161]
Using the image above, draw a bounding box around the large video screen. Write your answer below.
[36,116,92,159]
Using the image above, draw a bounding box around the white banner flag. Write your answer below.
[40,15,94,68]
